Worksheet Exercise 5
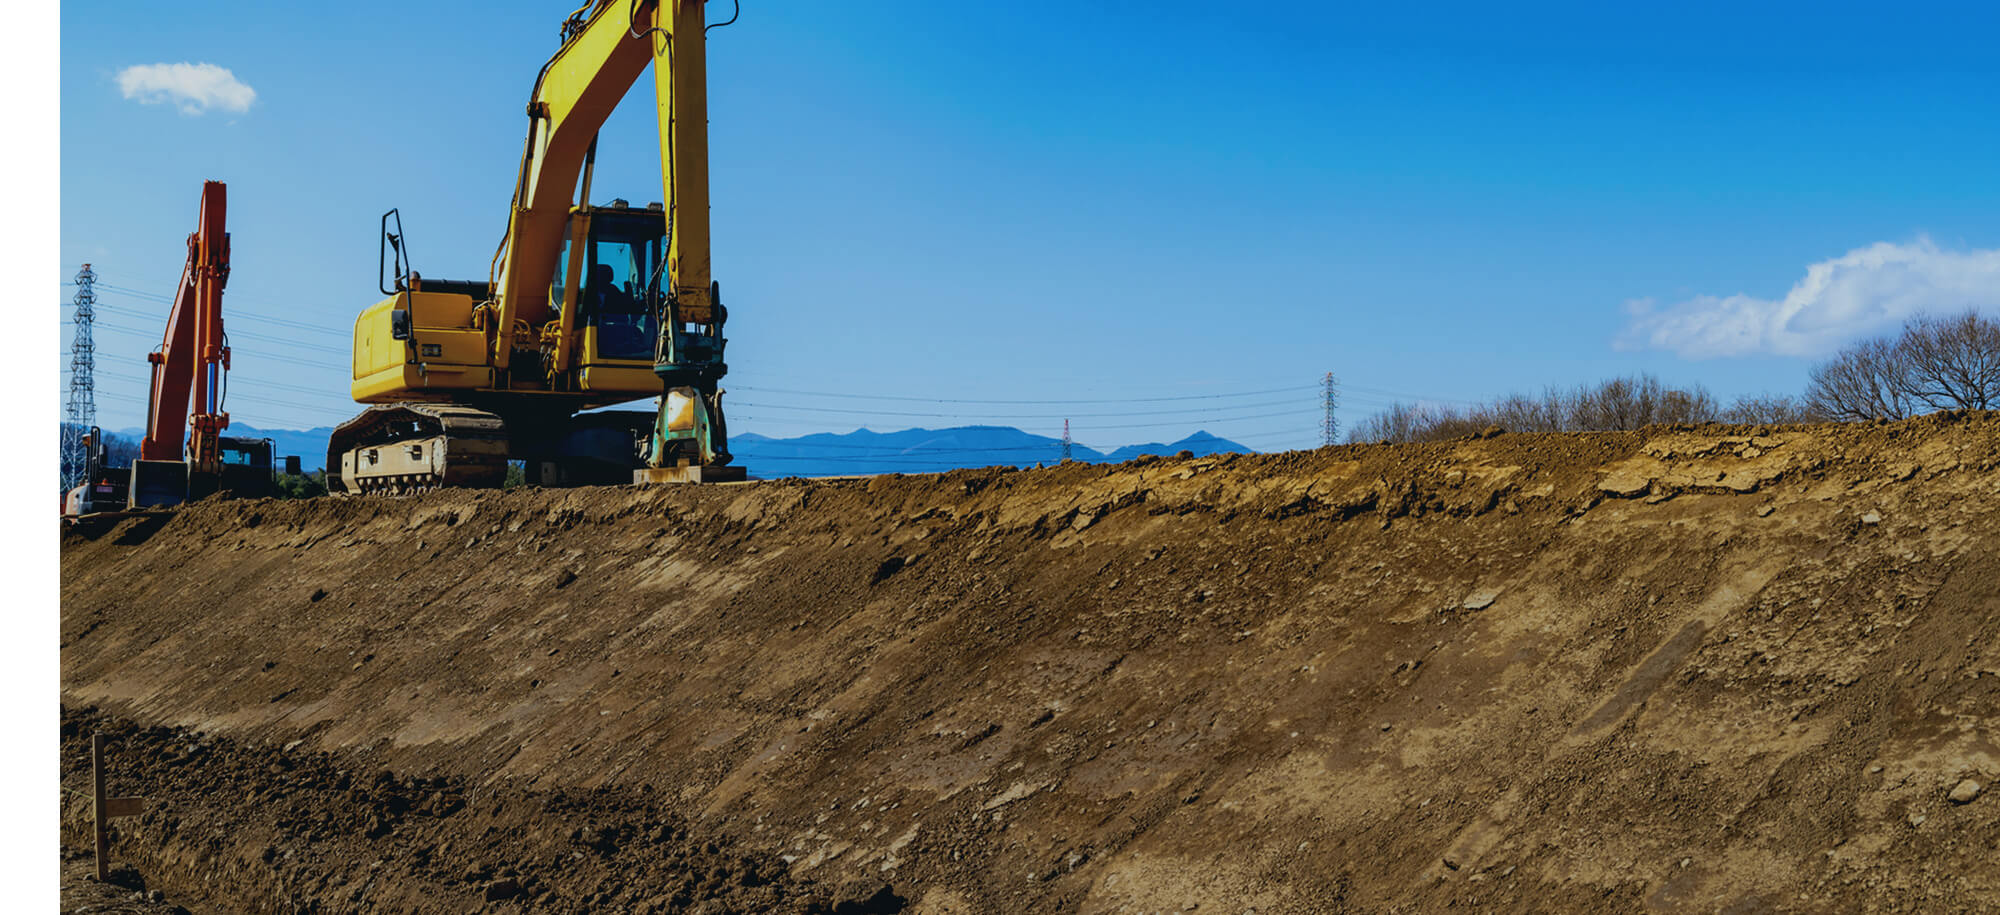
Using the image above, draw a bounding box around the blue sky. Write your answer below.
[56,0,2000,454]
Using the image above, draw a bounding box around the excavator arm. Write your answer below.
[140,180,230,470]
[491,0,714,375]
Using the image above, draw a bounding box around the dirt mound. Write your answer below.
[60,413,2000,913]
[58,707,887,914]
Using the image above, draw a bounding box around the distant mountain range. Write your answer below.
[732,426,1252,478]
[101,423,1255,477]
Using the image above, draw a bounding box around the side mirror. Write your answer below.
[380,208,413,296]
[284,455,302,476]
[391,308,411,340]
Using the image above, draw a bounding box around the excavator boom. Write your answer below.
[141,180,230,467]
[120,180,276,509]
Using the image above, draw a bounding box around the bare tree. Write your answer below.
[1723,393,1827,425]
[1346,312,1996,445]
[1806,310,2000,420]
[1347,402,1426,444]
[1806,336,1908,421]
[1347,373,1719,443]
[1347,402,1483,444]
[1896,310,2000,411]
[1487,392,1566,434]
[1562,374,1717,430]
[1656,386,1720,425]
[1566,377,1634,431]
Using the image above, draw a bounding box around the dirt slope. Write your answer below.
[60,413,2000,913]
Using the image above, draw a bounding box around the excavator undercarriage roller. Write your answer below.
[328,405,660,494]
[328,404,508,494]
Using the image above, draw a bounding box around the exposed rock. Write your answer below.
[1598,471,1651,498]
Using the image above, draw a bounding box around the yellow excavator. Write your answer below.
[329,0,745,492]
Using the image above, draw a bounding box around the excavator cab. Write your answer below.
[554,204,664,365]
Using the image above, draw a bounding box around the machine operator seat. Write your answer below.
[587,263,652,361]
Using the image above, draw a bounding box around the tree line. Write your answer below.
[1348,310,1999,444]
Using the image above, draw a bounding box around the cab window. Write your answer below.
[584,221,663,361]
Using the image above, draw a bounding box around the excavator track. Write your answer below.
[327,404,510,494]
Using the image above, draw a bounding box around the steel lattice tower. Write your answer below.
[62,264,99,491]
[1060,419,1072,462]
[1320,372,1340,447]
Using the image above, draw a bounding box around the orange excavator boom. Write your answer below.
[126,180,275,508]
[139,179,231,472]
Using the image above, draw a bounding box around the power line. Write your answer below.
[733,438,1302,462]
[1009,409,1316,431]
[221,391,356,416]
[69,285,1489,409]
[728,383,1317,405]
[74,282,1475,412]
[82,322,352,373]
[1341,383,1483,407]
[731,435,1065,453]
[743,453,1066,465]
[738,443,1063,457]
[732,381,1476,409]
[733,427,1303,453]
[89,300,351,355]
[739,430,1366,473]
[728,398,1309,421]
[738,405,1317,431]
[63,291,1416,451]
[67,366,356,420]
[81,282,350,339]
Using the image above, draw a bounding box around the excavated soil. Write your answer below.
[60,413,2000,913]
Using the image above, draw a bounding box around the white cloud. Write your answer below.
[1618,239,2000,358]
[116,62,256,115]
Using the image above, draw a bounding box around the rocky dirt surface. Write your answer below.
[60,413,2000,913]
[57,844,199,915]
[58,708,892,914]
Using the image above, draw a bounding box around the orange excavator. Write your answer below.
[124,180,274,508]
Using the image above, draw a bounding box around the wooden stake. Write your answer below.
[92,733,108,882]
